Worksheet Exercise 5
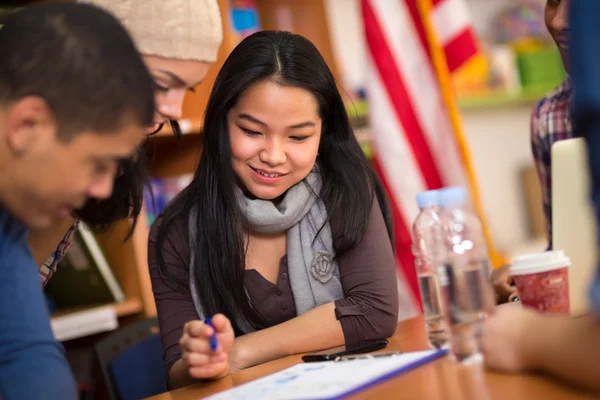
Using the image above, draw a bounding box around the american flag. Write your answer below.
[361,0,500,313]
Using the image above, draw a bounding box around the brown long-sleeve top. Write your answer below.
[148,199,400,379]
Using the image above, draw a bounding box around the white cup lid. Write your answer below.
[510,250,571,276]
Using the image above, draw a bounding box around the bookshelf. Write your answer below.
[457,83,559,110]
[49,299,143,319]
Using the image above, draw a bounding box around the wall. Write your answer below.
[323,0,366,92]
[460,105,539,252]
[323,0,550,254]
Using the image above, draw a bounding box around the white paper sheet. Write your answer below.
[201,349,445,400]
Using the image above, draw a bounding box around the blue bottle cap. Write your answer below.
[439,186,467,208]
[416,190,440,209]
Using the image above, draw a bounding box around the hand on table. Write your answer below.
[491,265,518,304]
[479,306,541,374]
[180,314,235,380]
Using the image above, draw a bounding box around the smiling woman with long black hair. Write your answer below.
[149,30,404,389]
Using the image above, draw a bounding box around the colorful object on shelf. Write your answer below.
[451,50,490,96]
[517,47,566,90]
[491,2,548,45]
[230,0,260,41]
[144,174,194,225]
[487,44,521,92]
[454,0,567,106]
[344,88,372,159]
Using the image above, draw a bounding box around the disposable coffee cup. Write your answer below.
[510,250,570,314]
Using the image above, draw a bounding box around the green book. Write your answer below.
[45,223,125,310]
[0,6,22,28]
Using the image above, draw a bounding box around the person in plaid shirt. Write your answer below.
[479,1,600,392]
[35,0,224,286]
[492,0,572,302]
[531,78,574,248]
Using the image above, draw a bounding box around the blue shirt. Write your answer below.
[0,208,77,399]
[571,0,600,316]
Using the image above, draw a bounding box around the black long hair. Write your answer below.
[156,31,393,333]
[74,147,148,238]
[75,111,182,237]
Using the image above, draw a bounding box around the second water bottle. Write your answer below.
[439,186,495,364]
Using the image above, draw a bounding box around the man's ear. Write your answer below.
[5,96,56,156]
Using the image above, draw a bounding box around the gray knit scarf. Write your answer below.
[188,169,343,333]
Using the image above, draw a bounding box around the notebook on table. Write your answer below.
[552,138,598,316]
[202,349,447,400]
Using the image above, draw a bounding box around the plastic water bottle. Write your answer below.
[412,190,450,350]
[439,186,495,364]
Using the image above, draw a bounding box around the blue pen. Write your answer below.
[204,317,218,352]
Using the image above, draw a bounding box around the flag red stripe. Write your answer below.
[372,158,422,311]
[413,0,478,73]
[403,0,433,62]
[444,27,479,72]
[362,0,444,190]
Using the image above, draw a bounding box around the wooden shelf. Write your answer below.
[113,298,144,316]
[457,84,560,110]
[50,298,143,320]
[145,134,203,178]
[50,299,143,342]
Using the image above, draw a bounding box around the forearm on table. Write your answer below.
[169,359,192,389]
[525,314,600,391]
[168,358,219,390]
[233,302,344,369]
[168,303,343,388]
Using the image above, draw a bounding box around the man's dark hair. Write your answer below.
[0,2,154,138]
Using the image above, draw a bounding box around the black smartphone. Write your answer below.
[301,339,389,362]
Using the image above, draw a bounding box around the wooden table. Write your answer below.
[146,316,597,400]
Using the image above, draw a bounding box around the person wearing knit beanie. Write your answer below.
[80,0,223,135]
[33,0,223,291]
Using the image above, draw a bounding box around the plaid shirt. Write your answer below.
[531,78,574,248]
[39,220,80,286]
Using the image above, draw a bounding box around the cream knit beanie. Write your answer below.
[79,0,223,62]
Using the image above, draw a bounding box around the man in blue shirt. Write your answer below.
[571,1,600,317]
[0,3,154,399]
[480,0,600,392]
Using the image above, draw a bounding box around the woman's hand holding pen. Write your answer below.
[179,314,235,380]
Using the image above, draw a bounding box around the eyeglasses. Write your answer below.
[147,120,183,140]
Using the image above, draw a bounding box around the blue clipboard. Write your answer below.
[328,349,448,399]
[203,349,448,400]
